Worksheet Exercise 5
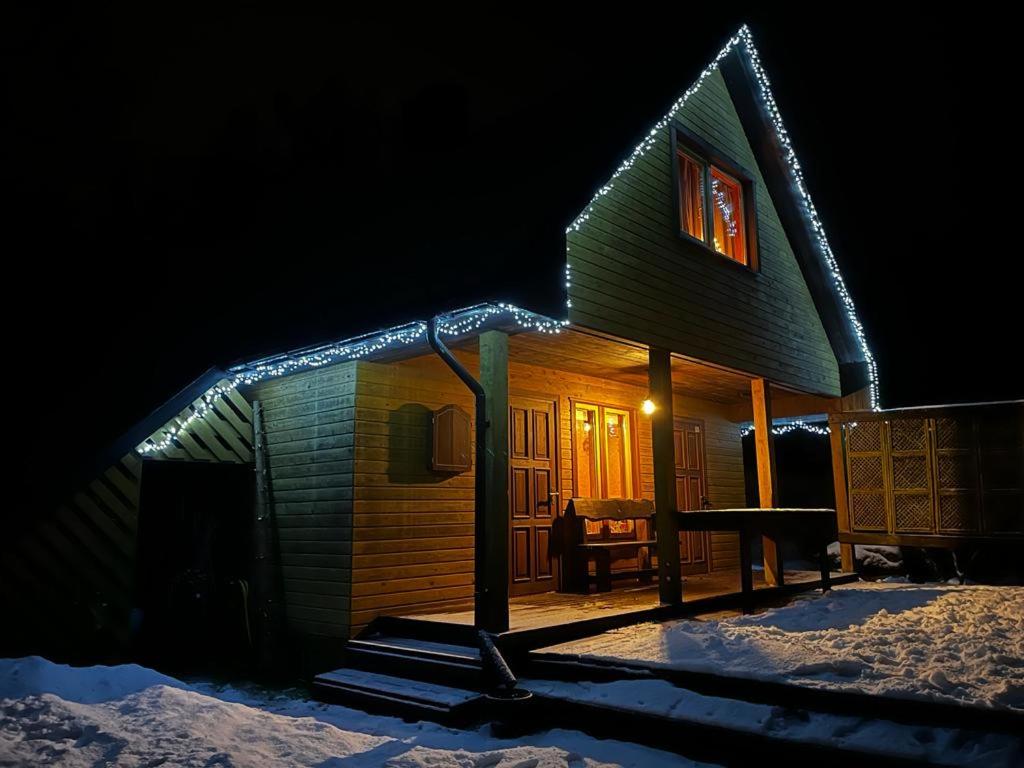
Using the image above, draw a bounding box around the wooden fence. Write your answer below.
[829,401,1023,547]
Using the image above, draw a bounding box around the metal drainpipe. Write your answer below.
[426,316,488,631]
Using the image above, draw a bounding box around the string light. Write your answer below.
[739,419,831,437]
[564,24,879,410]
[137,303,567,455]
[711,177,738,236]
[142,25,880,457]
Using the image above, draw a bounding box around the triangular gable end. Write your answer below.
[565,25,878,409]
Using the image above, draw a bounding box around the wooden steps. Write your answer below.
[523,653,1024,736]
[342,634,483,690]
[312,668,484,724]
[313,626,489,723]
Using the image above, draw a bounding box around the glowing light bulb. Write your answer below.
[641,399,656,415]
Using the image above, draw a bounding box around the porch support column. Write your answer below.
[649,347,682,605]
[479,330,510,633]
[751,378,784,586]
[828,413,855,573]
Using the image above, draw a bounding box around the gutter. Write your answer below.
[426,316,488,631]
[426,317,520,691]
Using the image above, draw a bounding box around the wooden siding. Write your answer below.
[1,380,253,653]
[567,69,840,397]
[248,363,357,641]
[349,353,746,635]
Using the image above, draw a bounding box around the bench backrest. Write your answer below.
[564,497,655,523]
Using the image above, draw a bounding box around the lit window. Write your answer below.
[676,145,751,266]
[573,403,636,537]
[710,167,746,263]
[677,151,705,243]
[574,406,600,500]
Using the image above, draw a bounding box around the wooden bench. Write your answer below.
[677,508,837,610]
[561,498,657,593]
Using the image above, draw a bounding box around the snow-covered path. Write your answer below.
[542,581,1024,711]
[0,656,703,767]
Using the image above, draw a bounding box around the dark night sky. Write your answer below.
[6,7,1022,497]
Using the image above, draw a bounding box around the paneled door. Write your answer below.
[675,418,711,575]
[509,397,560,596]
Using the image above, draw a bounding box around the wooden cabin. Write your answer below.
[4,27,890,669]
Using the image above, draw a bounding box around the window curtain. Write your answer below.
[710,168,746,263]
[677,153,705,241]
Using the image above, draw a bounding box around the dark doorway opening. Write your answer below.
[136,460,254,675]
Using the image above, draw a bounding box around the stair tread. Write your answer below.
[352,635,481,662]
[315,668,481,707]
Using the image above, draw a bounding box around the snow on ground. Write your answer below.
[543,581,1024,712]
[524,677,1022,767]
[827,541,903,570]
[0,656,705,768]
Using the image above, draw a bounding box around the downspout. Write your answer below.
[426,316,519,693]
[426,317,488,630]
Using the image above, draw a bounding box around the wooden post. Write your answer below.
[828,414,855,573]
[649,347,682,605]
[751,378,784,586]
[479,330,510,633]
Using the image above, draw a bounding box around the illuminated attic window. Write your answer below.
[674,128,757,269]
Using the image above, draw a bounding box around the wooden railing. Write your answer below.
[829,401,1023,547]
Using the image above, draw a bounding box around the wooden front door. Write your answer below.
[509,398,559,596]
[675,418,711,575]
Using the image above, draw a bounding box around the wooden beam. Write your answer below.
[649,347,682,605]
[751,378,783,586]
[479,330,510,632]
[828,414,855,572]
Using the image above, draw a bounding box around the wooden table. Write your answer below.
[677,508,837,609]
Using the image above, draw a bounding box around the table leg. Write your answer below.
[819,544,832,593]
[739,525,753,613]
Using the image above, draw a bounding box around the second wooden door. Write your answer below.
[675,418,711,575]
[509,398,560,596]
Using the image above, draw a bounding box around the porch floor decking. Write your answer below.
[400,568,825,632]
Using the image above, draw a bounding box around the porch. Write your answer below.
[341,314,857,636]
[398,568,842,635]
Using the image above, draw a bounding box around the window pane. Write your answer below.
[574,407,602,535]
[677,151,705,241]
[604,410,634,535]
[710,167,746,264]
[604,411,629,498]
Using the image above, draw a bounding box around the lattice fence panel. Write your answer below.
[894,493,933,531]
[851,492,887,530]
[849,455,883,490]
[892,455,928,491]
[935,417,972,450]
[890,419,927,452]
[846,421,882,453]
[937,454,976,489]
[939,494,978,532]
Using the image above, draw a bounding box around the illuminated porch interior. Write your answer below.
[399,569,827,631]
[347,322,847,635]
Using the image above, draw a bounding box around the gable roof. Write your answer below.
[565,25,878,407]
[92,24,876,474]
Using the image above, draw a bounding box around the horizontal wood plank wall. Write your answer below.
[567,68,840,397]
[350,358,477,634]
[2,380,253,654]
[349,353,745,635]
[249,364,356,643]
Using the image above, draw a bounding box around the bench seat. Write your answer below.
[578,539,657,549]
[561,499,658,593]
